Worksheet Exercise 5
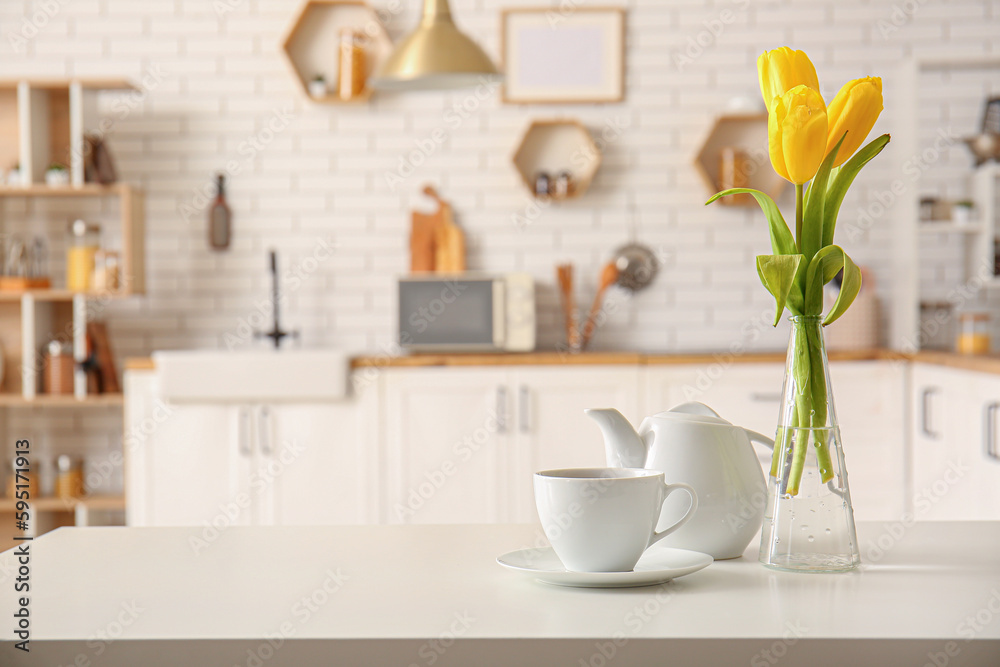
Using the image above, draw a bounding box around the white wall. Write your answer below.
[0,0,998,365]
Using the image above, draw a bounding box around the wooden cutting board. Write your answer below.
[410,186,466,273]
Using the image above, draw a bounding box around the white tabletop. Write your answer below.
[2,522,999,666]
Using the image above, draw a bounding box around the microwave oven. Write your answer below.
[398,273,536,352]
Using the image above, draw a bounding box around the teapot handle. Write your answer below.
[745,429,774,450]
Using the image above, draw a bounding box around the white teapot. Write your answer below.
[585,402,774,559]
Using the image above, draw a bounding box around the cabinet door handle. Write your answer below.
[519,385,531,434]
[258,405,272,457]
[984,402,1000,462]
[750,392,782,403]
[496,386,507,435]
[238,406,252,457]
[921,387,940,439]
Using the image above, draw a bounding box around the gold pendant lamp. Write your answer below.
[371,0,501,91]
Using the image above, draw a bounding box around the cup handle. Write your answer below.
[648,482,698,547]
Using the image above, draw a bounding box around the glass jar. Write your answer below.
[7,458,38,499]
[55,455,84,499]
[67,219,101,292]
[957,311,990,355]
[92,249,120,291]
[338,29,367,101]
[43,340,75,394]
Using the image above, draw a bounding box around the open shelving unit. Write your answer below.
[895,56,1000,350]
[511,119,602,201]
[693,112,786,207]
[280,0,393,104]
[0,78,142,544]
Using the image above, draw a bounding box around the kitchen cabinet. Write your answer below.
[911,363,1000,520]
[125,370,378,527]
[381,366,641,524]
[509,367,642,522]
[645,361,907,520]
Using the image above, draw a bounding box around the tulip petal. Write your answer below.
[826,77,883,167]
[758,47,820,110]
[775,85,828,185]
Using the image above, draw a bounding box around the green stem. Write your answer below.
[795,183,804,250]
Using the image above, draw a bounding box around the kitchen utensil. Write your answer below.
[611,242,658,292]
[580,261,619,348]
[496,545,713,588]
[586,402,775,559]
[410,185,466,273]
[555,264,580,350]
[85,133,117,184]
[208,173,231,251]
[533,468,697,573]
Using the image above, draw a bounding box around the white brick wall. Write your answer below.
[0,0,996,366]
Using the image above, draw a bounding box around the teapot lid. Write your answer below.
[651,401,733,426]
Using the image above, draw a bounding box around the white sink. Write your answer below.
[151,350,349,402]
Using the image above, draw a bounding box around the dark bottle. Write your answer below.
[209,173,231,251]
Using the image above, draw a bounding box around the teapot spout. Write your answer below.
[584,408,648,469]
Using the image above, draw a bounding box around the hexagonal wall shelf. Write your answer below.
[280,0,393,104]
[693,112,787,206]
[512,119,602,201]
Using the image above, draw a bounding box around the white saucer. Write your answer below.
[496,545,713,588]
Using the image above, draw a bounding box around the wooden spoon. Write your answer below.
[581,262,620,349]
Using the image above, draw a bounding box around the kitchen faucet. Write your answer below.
[255,250,298,349]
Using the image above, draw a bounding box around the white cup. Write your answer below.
[534,467,698,572]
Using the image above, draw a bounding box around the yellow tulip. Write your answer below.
[758,47,820,110]
[825,77,883,167]
[768,84,828,185]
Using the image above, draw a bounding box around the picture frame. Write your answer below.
[501,7,625,104]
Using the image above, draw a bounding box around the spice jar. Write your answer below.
[43,340,75,395]
[67,219,101,292]
[6,458,38,499]
[338,29,367,101]
[92,249,120,291]
[55,455,84,499]
[957,311,990,355]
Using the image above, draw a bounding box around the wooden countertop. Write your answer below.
[124,349,1000,373]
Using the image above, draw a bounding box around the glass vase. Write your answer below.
[759,316,860,573]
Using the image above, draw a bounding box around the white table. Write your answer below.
[2,522,999,666]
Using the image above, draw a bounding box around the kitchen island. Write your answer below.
[2,522,998,666]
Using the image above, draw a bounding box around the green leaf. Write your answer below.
[706,188,797,256]
[756,254,804,325]
[824,254,862,326]
[803,245,862,322]
[800,132,847,263]
[822,134,891,247]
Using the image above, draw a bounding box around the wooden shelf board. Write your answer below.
[918,221,984,233]
[0,183,131,197]
[0,393,123,407]
[0,288,135,301]
[0,78,135,91]
[0,495,124,512]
